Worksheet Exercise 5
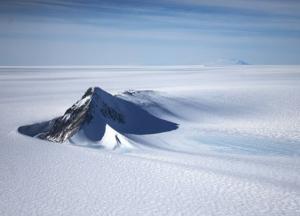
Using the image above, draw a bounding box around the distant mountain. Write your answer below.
[206,58,250,66]
[18,87,178,149]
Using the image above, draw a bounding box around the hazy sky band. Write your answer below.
[1,0,300,65]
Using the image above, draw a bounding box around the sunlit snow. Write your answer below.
[0,65,299,215]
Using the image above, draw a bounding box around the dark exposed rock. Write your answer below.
[100,102,125,124]
[38,87,94,142]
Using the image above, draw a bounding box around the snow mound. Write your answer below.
[18,87,178,150]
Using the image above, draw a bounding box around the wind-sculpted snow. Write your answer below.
[1,66,300,216]
[18,87,178,149]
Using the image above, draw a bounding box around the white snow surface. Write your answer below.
[0,65,300,215]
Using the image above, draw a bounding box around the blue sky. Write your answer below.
[1,0,300,65]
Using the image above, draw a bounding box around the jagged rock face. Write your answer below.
[39,88,94,142]
[38,87,127,143]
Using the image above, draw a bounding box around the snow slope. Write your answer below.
[0,65,299,215]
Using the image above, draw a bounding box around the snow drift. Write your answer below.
[18,87,178,149]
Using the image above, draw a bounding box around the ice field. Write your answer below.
[0,65,299,215]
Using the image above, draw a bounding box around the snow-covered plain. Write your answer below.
[0,65,299,215]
